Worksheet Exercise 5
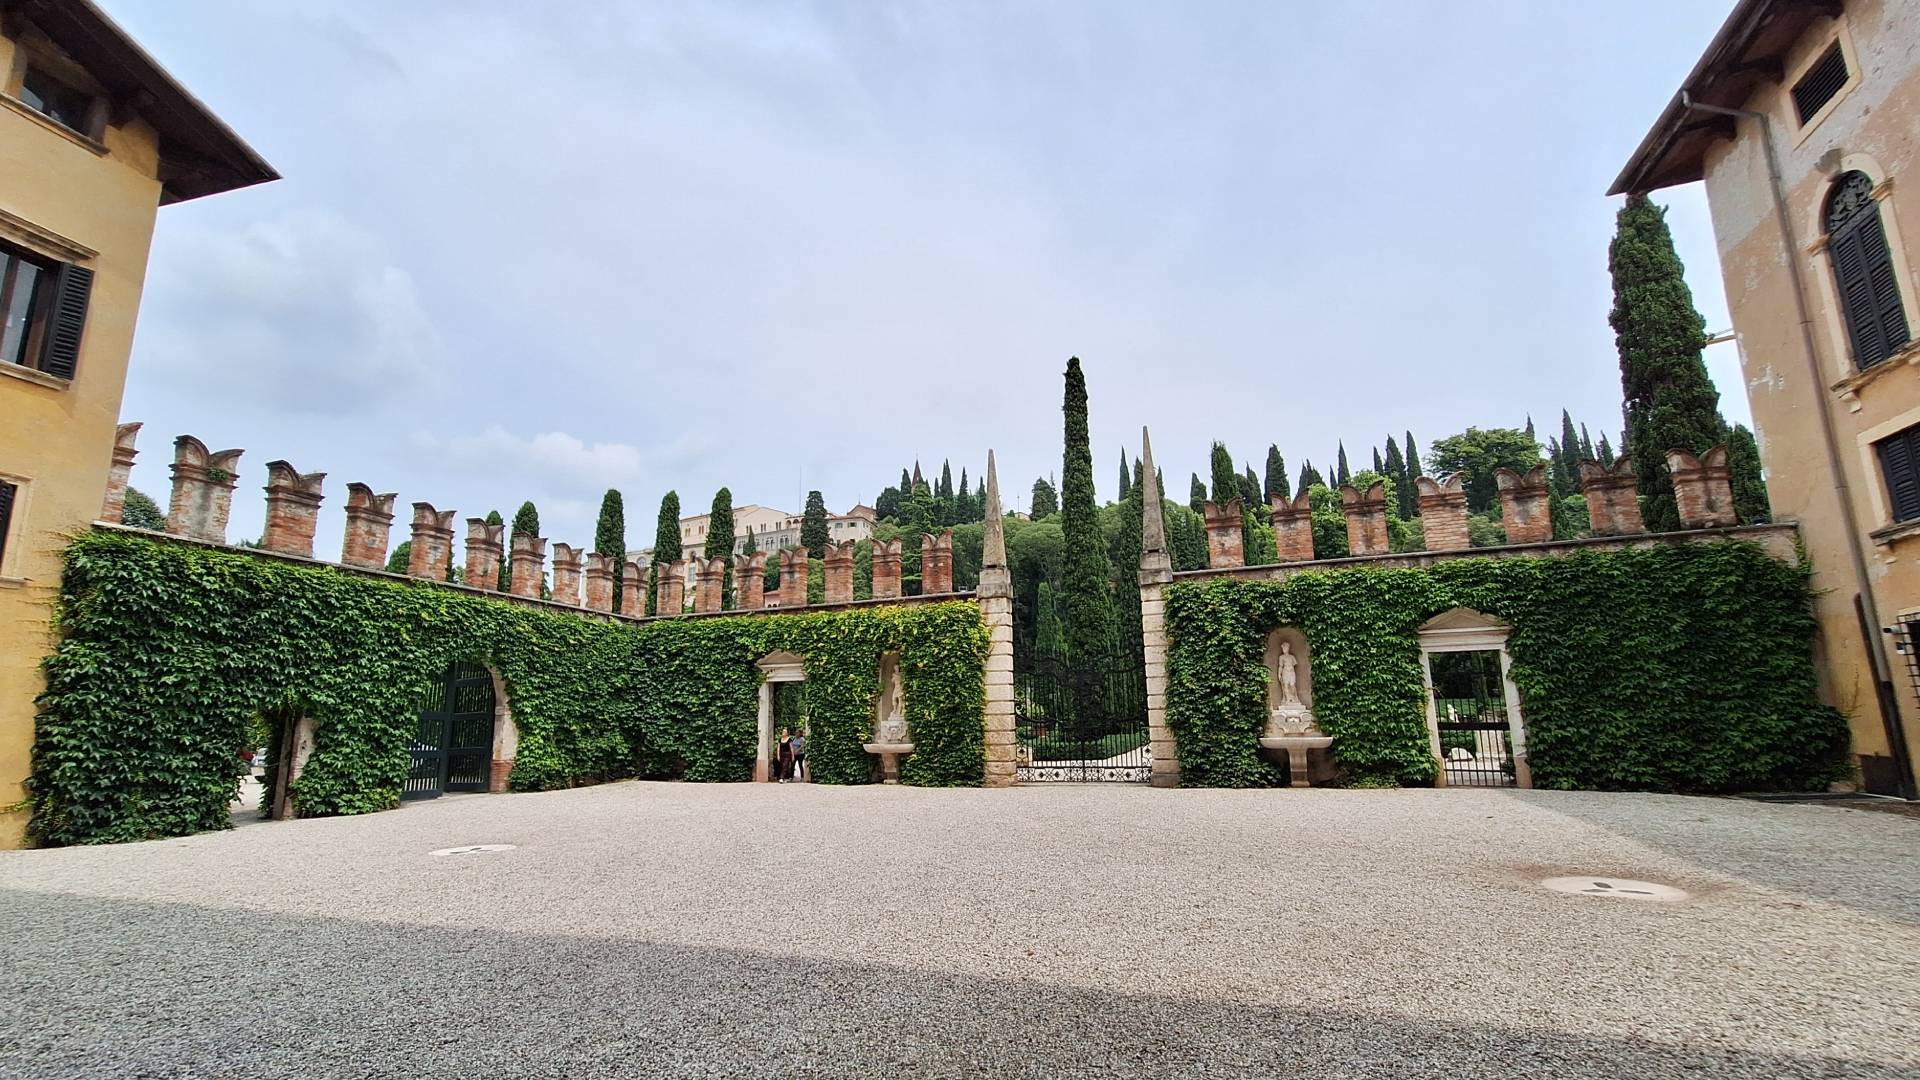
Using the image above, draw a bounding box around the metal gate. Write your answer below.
[404,661,497,800]
[1015,614,1150,782]
[1428,650,1515,788]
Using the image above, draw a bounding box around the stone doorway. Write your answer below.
[755,651,806,782]
[1418,609,1530,789]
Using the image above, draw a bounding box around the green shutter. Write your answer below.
[37,262,93,380]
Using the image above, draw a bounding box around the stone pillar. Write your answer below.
[822,540,854,604]
[1340,482,1389,556]
[621,559,647,617]
[693,557,724,613]
[1270,490,1315,563]
[509,534,547,599]
[1203,499,1244,568]
[259,460,327,558]
[342,484,398,569]
[551,543,584,606]
[921,530,955,594]
[655,558,686,614]
[734,551,767,610]
[1415,475,1471,551]
[408,503,457,580]
[778,548,809,608]
[100,421,140,523]
[464,519,505,590]
[1666,446,1737,529]
[583,553,615,611]
[166,435,243,542]
[978,450,1017,788]
[1495,465,1552,545]
[1139,429,1179,788]
[871,538,902,599]
[1579,457,1646,536]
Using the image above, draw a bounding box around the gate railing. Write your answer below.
[1015,628,1150,782]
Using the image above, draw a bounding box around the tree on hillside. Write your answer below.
[1189,474,1206,514]
[595,490,626,610]
[1059,358,1120,730]
[1264,445,1289,502]
[1597,433,1616,466]
[1209,442,1237,505]
[1404,430,1423,482]
[1239,465,1260,507]
[120,487,165,530]
[1580,423,1597,462]
[1371,446,1383,474]
[1383,438,1412,519]
[939,460,953,502]
[1298,460,1324,493]
[1335,442,1351,486]
[1728,424,1772,524]
[900,468,913,497]
[1030,477,1058,517]
[503,502,540,593]
[958,468,972,523]
[705,487,736,608]
[875,485,901,521]
[1525,415,1536,440]
[647,491,681,615]
[1427,427,1542,513]
[1611,192,1725,532]
[800,490,829,558]
[1116,449,1132,503]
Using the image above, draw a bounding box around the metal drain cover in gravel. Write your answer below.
[430,844,517,856]
[1540,876,1687,901]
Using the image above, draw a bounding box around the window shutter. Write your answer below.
[0,480,15,569]
[1861,212,1912,358]
[37,262,93,380]
[1879,428,1920,524]
[1830,228,1888,367]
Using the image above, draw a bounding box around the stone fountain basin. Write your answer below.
[1259,735,1332,751]
[862,742,915,755]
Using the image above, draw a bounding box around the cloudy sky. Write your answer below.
[107,0,1747,551]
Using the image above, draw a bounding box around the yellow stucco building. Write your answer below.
[1615,0,1920,798]
[0,0,274,845]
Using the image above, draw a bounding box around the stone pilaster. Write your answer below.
[1341,481,1390,556]
[583,553,615,611]
[166,435,243,542]
[341,484,398,569]
[1495,465,1552,545]
[551,542,584,606]
[871,538,902,599]
[1579,457,1646,536]
[656,559,686,614]
[621,559,647,617]
[260,460,326,558]
[464,519,505,591]
[921,530,954,594]
[693,557,724,613]
[509,534,547,599]
[1203,499,1244,568]
[822,540,854,604]
[1139,428,1179,787]
[100,421,141,524]
[1415,475,1471,551]
[1270,489,1315,562]
[1666,446,1737,529]
[407,503,457,580]
[979,449,1016,787]
[777,548,808,608]
[734,551,767,610]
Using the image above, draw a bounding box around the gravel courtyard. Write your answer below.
[1,783,1916,1079]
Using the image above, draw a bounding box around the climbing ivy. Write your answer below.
[1164,540,1849,791]
[28,531,987,846]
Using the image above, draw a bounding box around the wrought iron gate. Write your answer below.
[1428,650,1515,788]
[405,661,497,800]
[1015,615,1150,782]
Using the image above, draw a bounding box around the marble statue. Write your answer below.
[1277,642,1301,705]
[1266,637,1321,738]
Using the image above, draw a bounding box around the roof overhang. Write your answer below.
[1608,0,1836,196]
[7,0,278,203]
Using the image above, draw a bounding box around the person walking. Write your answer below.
[776,727,794,783]
[791,730,808,783]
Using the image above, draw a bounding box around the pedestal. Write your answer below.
[862,741,914,784]
[1258,735,1333,788]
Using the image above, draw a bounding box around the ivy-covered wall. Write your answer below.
[28,531,987,846]
[1164,540,1849,791]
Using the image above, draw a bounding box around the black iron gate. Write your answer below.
[1428,650,1515,788]
[1015,607,1150,782]
[405,661,497,800]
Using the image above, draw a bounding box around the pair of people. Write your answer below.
[776,727,808,783]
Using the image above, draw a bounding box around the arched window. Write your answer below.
[1825,171,1911,370]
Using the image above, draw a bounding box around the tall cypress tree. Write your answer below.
[1299,460,1325,492]
[1525,414,1536,440]
[939,460,953,501]
[1059,357,1119,729]
[900,468,913,497]
[1117,448,1132,503]
[1598,433,1616,467]
[594,490,626,610]
[1404,430,1423,480]
[504,501,540,593]
[647,491,681,615]
[1727,423,1772,524]
[1209,442,1238,504]
[1384,438,1411,518]
[1335,442,1351,486]
[486,509,505,590]
[1188,474,1207,514]
[1611,193,1724,532]
[1580,423,1597,463]
[1240,465,1260,506]
[705,487,736,608]
[1371,446,1383,474]
[1264,445,1288,502]
[1030,478,1058,517]
[958,469,972,522]
[800,489,829,558]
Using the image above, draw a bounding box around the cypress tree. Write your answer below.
[958,469,972,522]
[1610,192,1724,532]
[1209,442,1238,504]
[505,502,540,593]
[900,468,913,496]
[1384,438,1411,518]
[1117,448,1132,503]
[940,460,953,501]
[1525,414,1536,440]
[705,487,736,608]
[1240,465,1260,506]
[1264,445,1289,502]
[874,486,900,521]
[1405,430,1423,480]
[385,541,411,575]
[800,490,829,558]
[1335,442,1351,486]
[1580,423,1597,463]
[1371,446,1383,474]
[1727,423,1772,524]
[1299,460,1325,491]
[1561,411,1583,466]
[1059,357,1119,729]
[486,509,506,589]
[1030,478,1058,517]
[647,491,681,615]
[120,488,166,530]
[594,491,626,610]
[1189,474,1207,514]
[1598,433,1616,467]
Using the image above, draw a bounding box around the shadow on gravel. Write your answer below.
[0,889,1909,1080]
[1494,790,1920,924]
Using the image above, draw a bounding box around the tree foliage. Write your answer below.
[595,490,626,611]
[1727,423,1772,525]
[705,487,736,609]
[1030,478,1058,517]
[800,490,830,558]
[120,488,166,530]
[648,491,681,616]
[1059,358,1120,722]
[1427,427,1542,513]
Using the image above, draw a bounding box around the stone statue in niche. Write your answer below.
[1267,638,1322,738]
[1277,641,1302,705]
[875,661,909,744]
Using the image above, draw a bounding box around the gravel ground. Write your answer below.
[0,783,1916,1079]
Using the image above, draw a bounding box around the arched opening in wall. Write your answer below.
[755,651,807,783]
[1417,609,1530,789]
[1824,170,1912,371]
[405,661,499,800]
